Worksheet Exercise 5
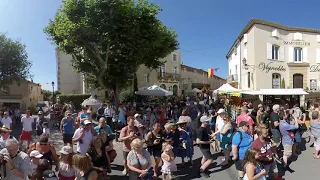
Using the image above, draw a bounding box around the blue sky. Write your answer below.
[1,0,320,90]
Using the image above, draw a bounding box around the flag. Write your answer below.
[208,68,214,78]
[214,68,220,72]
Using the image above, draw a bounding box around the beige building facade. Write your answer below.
[0,80,44,111]
[227,19,320,91]
[137,51,226,95]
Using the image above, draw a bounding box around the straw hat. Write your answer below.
[176,119,188,125]
[0,126,12,132]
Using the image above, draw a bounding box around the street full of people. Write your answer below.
[0,100,317,180]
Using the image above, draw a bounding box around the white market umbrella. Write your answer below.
[214,83,239,93]
[81,95,101,106]
[135,85,173,96]
[192,88,202,93]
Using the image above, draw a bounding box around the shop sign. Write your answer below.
[283,41,310,46]
[258,62,286,73]
[310,65,320,72]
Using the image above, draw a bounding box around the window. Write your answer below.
[310,79,317,91]
[160,65,165,77]
[247,72,250,88]
[272,45,279,60]
[173,66,178,74]
[144,73,149,83]
[173,54,177,61]
[294,47,303,62]
[272,73,281,89]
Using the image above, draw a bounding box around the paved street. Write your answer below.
[9,117,316,180]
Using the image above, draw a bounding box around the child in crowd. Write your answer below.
[42,122,50,139]
[58,146,75,180]
[161,142,177,180]
[242,147,267,180]
[29,150,43,179]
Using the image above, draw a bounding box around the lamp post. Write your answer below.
[51,81,55,120]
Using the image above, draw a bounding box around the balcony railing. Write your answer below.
[227,74,238,83]
[158,72,181,81]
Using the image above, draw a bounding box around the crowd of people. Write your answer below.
[0,99,318,180]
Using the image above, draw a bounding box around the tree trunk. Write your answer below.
[114,82,120,107]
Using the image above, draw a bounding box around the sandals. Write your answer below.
[314,155,320,159]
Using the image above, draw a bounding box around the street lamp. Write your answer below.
[242,58,254,70]
[51,81,55,120]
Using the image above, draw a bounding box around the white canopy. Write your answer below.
[81,95,101,106]
[135,85,173,96]
[192,88,202,93]
[241,88,308,95]
[214,83,239,93]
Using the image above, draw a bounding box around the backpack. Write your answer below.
[228,130,243,149]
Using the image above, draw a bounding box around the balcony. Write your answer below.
[158,72,181,81]
[227,74,238,83]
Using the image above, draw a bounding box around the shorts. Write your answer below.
[20,131,32,141]
[200,148,214,160]
[263,160,278,174]
[63,134,73,144]
[283,144,293,157]
[271,129,281,144]
[58,174,75,180]
[152,150,162,158]
[123,151,129,161]
[235,159,243,171]
[314,138,320,151]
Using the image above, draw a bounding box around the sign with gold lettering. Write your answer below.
[283,41,310,46]
[310,65,320,72]
[258,62,286,73]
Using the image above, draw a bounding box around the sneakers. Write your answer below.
[122,169,127,175]
[199,169,210,178]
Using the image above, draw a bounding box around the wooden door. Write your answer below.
[293,74,303,88]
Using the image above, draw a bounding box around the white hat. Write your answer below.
[134,113,141,118]
[83,120,92,125]
[200,115,211,123]
[59,146,73,155]
[217,108,225,114]
[30,150,43,158]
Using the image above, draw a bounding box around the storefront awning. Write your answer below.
[241,89,308,95]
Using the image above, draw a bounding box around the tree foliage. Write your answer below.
[0,33,32,88]
[44,0,178,101]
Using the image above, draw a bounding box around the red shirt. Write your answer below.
[157,108,165,122]
[251,138,273,163]
[236,113,254,128]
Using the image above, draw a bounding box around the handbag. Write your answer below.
[134,152,154,180]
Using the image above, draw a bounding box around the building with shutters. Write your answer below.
[226,19,320,91]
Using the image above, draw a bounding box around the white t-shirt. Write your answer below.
[21,116,34,131]
[1,117,12,128]
[73,128,93,154]
[43,128,50,136]
[216,116,224,131]
[0,136,17,149]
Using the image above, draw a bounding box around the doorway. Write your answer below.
[293,74,303,88]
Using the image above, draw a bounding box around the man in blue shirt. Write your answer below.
[232,121,254,179]
[94,117,112,136]
[96,104,106,121]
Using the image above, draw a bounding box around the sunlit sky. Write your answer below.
[1,0,320,90]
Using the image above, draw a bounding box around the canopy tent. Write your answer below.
[214,83,239,93]
[241,88,309,95]
[135,85,173,96]
[81,95,102,106]
[192,88,202,93]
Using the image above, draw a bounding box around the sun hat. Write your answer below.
[176,119,188,124]
[217,108,225,114]
[83,120,92,125]
[59,146,73,155]
[0,126,11,132]
[30,150,43,158]
[134,113,141,118]
[200,115,211,123]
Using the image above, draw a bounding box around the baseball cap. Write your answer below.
[30,150,43,158]
[38,111,43,115]
[200,115,211,123]
[239,121,249,127]
[83,120,92,125]
[217,108,225,114]
[134,113,141,118]
[59,146,73,155]
[43,170,58,180]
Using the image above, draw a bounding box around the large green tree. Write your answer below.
[0,33,32,89]
[44,0,178,103]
